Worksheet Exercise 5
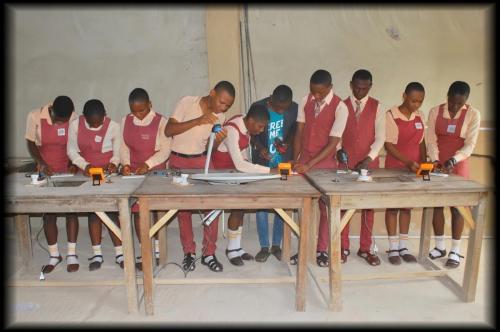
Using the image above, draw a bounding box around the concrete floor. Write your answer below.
[5,215,495,327]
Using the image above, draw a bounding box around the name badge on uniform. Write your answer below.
[141,134,150,140]
[447,124,456,133]
[415,122,423,130]
[94,135,102,143]
[57,128,66,136]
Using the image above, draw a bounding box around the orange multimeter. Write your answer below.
[416,162,434,181]
[278,162,292,180]
[89,167,105,185]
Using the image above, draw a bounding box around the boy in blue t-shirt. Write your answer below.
[250,85,298,262]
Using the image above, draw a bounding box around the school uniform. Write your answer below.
[169,96,226,256]
[120,110,170,213]
[385,106,425,169]
[25,104,77,172]
[297,89,348,253]
[385,106,425,213]
[67,115,120,171]
[426,103,481,179]
[340,95,385,252]
[213,115,269,173]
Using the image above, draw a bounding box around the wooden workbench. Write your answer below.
[5,173,145,314]
[133,171,320,315]
[304,168,489,311]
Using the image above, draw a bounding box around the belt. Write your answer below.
[171,150,207,159]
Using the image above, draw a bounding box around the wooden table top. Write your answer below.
[5,173,145,200]
[305,169,488,196]
[134,170,320,198]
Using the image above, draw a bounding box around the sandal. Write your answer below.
[357,250,380,266]
[66,254,80,273]
[238,249,254,261]
[429,247,447,260]
[290,253,298,265]
[445,251,464,268]
[42,255,63,274]
[225,248,244,266]
[386,249,401,265]
[135,256,142,271]
[398,248,417,263]
[88,255,103,271]
[316,251,329,267]
[201,255,223,272]
[341,248,350,264]
[182,253,196,272]
[115,254,124,269]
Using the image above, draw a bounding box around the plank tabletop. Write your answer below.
[5,173,145,200]
[305,168,488,196]
[134,169,320,198]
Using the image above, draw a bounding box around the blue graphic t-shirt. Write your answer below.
[268,109,284,168]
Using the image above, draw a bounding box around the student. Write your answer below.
[250,85,298,262]
[291,69,349,267]
[67,99,124,270]
[426,81,480,268]
[164,81,233,273]
[339,69,385,266]
[384,82,427,265]
[120,88,170,270]
[25,96,80,273]
[212,103,271,266]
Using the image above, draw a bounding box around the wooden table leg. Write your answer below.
[462,193,488,302]
[418,207,434,262]
[282,210,291,262]
[156,211,168,265]
[14,214,32,268]
[308,198,319,263]
[139,198,154,315]
[328,195,342,311]
[118,198,139,314]
[296,197,311,311]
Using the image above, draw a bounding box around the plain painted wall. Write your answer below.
[245,6,491,122]
[8,6,209,159]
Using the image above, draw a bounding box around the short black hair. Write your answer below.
[214,81,235,97]
[83,99,106,118]
[52,96,74,119]
[246,103,270,123]
[128,88,150,104]
[447,81,470,98]
[352,69,372,82]
[271,85,293,104]
[310,69,332,86]
[404,82,425,94]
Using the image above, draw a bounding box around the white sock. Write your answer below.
[388,236,399,257]
[450,239,461,254]
[236,226,247,255]
[115,246,124,263]
[67,242,78,264]
[434,235,446,251]
[91,245,103,262]
[429,235,446,258]
[227,228,242,259]
[398,233,410,255]
[48,244,60,265]
[155,239,160,258]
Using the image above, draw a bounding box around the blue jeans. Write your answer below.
[256,210,284,249]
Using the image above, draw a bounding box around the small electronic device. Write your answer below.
[416,162,434,181]
[273,137,288,155]
[89,167,105,185]
[278,162,292,180]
